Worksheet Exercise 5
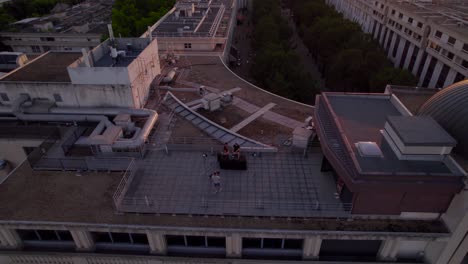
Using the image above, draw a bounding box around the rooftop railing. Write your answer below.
[116,196,352,218]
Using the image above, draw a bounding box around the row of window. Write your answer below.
[16,229,303,250]
[429,41,468,69]
[13,228,429,261]
[390,9,423,29]
[387,19,422,43]
[434,30,468,55]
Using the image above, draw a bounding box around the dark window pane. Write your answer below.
[284,239,303,249]
[263,238,282,249]
[131,233,149,245]
[243,238,261,248]
[448,36,456,45]
[186,236,205,247]
[462,60,468,68]
[435,31,442,38]
[57,231,73,241]
[111,232,131,243]
[17,230,39,241]
[166,235,185,246]
[37,230,58,241]
[93,232,112,243]
[207,236,225,247]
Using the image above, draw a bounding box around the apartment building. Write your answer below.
[325,0,468,89]
[0,0,113,55]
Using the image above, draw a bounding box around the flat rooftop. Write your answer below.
[2,0,113,34]
[117,150,346,218]
[0,145,449,234]
[153,0,233,38]
[0,52,81,82]
[386,85,438,114]
[326,94,459,175]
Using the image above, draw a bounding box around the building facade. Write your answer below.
[325,0,468,89]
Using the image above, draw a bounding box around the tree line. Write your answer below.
[0,0,84,30]
[249,0,318,104]
[112,0,175,37]
[287,0,417,92]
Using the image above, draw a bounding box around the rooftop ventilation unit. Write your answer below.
[356,142,383,158]
[382,116,457,161]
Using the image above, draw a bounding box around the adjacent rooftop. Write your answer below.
[152,0,233,38]
[2,0,113,35]
[0,52,81,82]
[321,93,464,176]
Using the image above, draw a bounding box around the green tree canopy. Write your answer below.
[111,0,175,37]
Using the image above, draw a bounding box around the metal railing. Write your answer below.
[116,196,352,218]
[113,159,137,209]
[153,31,213,38]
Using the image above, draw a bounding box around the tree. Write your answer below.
[111,0,175,37]
[370,67,418,92]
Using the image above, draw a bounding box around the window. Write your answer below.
[416,51,428,78]
[430,41,441,52]
[447,52,454,60]
[31,45,41,53]
[408,17,413,24]
[16,229,73,241]
[462,60,468,69]
[166,235,225,247]
[0,93,9,102]
[398,13,403,19]
[391,9,395,15]
[399,40,410,68]
[435,31,442,39]
[64,47,72,51]
[454,72,465,83]
[448,36,456,46]
[40,37,55,41]
[463,43,468,53]
[423,57,437,87]
[436,64,450,88]
[242,238,303,250]
[43,46,51,51]
[392,34,401,57]
[53,93,63,102]
[92,232,148,245]
[184,43,192,49]
[417,22,423,28]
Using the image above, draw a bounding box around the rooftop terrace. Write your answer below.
[116,149,348,218]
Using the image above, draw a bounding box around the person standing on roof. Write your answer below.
[210,171,222,194]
